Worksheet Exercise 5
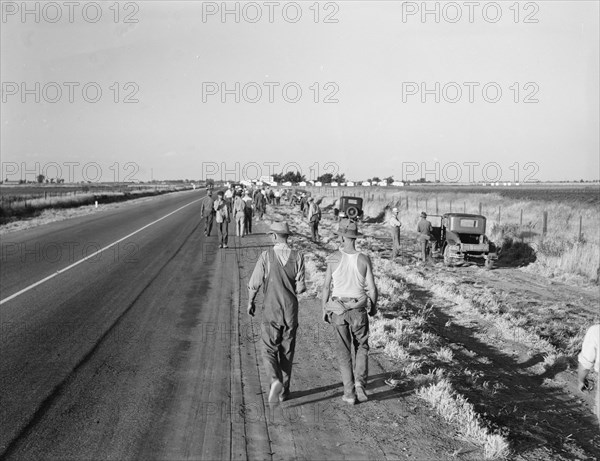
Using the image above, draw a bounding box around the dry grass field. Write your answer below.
[308,184,600,284]
[0,183,194,224]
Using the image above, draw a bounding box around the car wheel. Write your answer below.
[443,245,452,267]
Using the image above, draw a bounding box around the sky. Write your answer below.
[1,1,599,183]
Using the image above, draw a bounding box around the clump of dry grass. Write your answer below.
[416,378,510,459]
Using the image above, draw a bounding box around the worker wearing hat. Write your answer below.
[200,189,215,237]
[322,220,378,405]
[247,221,306,403]
[307,196,322,243]
[389,207,402,258]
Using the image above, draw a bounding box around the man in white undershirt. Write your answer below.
[322,220,378,405]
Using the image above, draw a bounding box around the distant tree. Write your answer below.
[37,174,45,183]
[317,173,333,183]
[272,173,284,183]
[371,176,381,183]
[385,176,394,185]
[333,173,346,183]
[281,170,305,183]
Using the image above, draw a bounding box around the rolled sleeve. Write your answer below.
[247,252,268,301]
[295,252,306,294]
[578,324,600,372]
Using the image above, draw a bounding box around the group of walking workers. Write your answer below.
[247,218,378,405]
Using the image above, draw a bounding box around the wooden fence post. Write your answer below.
[520,209,523,228]
[498,206,501,223]
[425,199,428,213]
[463,201,466,213]
[542,211,548,236]
[578,216,583,242]
[449,200,452,212]
[406,196,409,210]
[435,197,438,214]
[478,202,482,215]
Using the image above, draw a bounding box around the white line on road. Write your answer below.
[0,198,203,306]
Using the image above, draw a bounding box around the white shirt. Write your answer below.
[579,324,600,373]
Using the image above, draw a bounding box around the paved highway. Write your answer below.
[0,190,248,459]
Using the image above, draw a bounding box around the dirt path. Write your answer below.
[233,219,484,460]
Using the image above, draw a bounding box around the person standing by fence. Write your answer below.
[307,197,321,243]
[388,207,402,258]
[417,211,435,263]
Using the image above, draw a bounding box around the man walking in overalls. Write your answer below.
[322,221,378,405]
[247,222,306,403]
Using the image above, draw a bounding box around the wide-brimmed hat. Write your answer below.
[268,222,292,235]
[420,211,427,218]
[335,221,363,238]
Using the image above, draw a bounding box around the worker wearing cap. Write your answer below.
[322,221,378,405]
[389,207,402,258]
[417,211,434,262]
[247,222,306,403]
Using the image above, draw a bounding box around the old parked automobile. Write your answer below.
[431,213,497,268]
[338,196,364,221]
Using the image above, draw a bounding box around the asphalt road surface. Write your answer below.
[0,190,243,459]
[0,191,468,461]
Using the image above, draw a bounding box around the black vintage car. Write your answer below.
[337,196,364,221]
[431,213,497,268]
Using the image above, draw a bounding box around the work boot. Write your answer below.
[268,380,283,404]
[355,385,368,403]
[342,394,356,405]
[279,389,290,402]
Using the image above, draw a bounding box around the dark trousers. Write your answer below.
[205,213,214,236]
[331,309,369,397]
[217,221,228,246]
[244,209,253,234]
[261,321,297,392]
[391,226,400,256]
[310,220,319,241]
